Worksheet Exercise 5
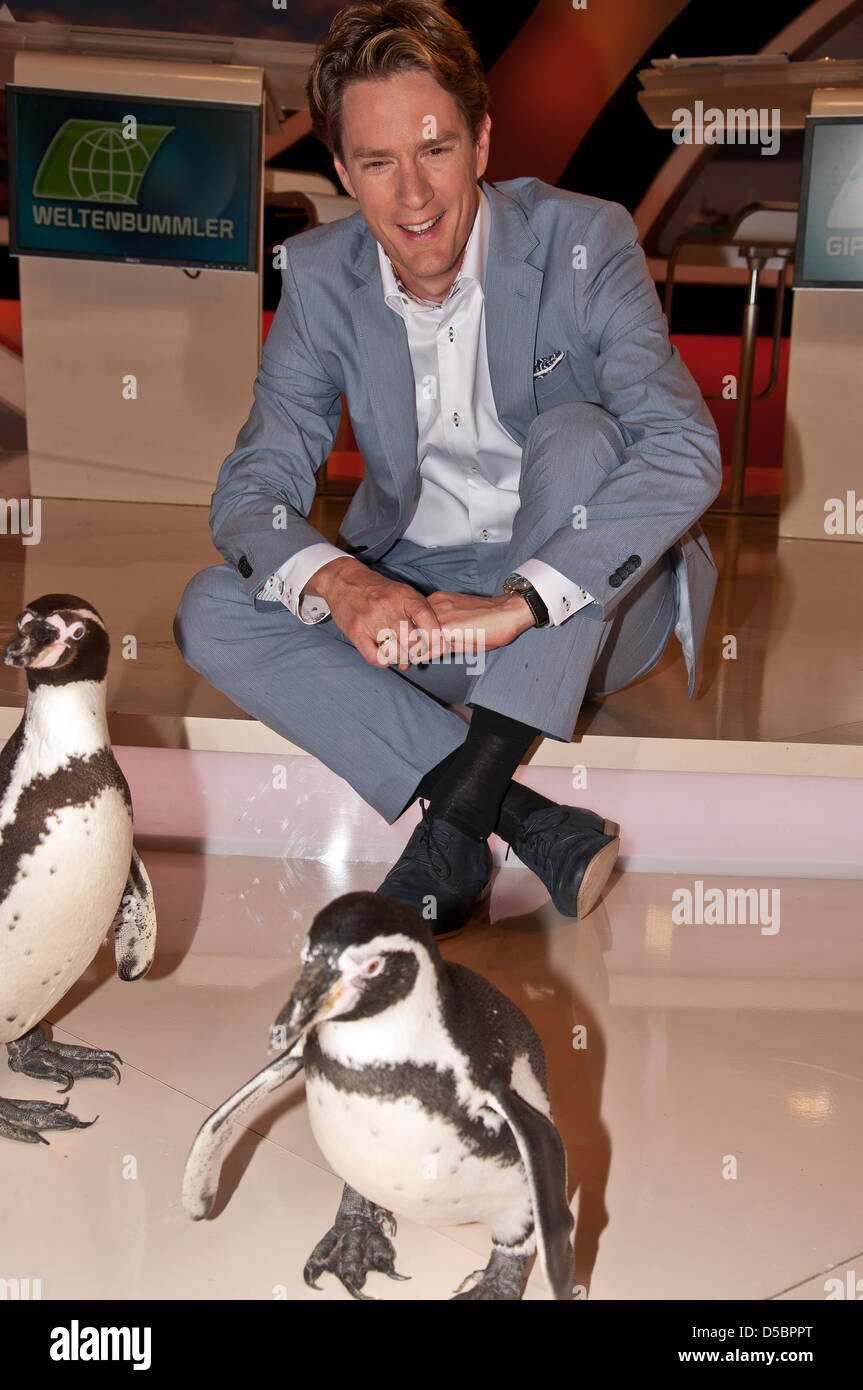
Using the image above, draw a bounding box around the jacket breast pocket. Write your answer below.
[533,360,577,412]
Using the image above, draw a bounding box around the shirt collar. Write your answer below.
[378,184,489,315]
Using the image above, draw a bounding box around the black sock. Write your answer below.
[495,781,557,844]
[425,706,540,841]
[415,745,461,803]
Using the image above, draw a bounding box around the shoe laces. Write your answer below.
[418,800,453,882]
[518,807,572,874]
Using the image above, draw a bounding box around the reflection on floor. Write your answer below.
[0,449,861,751]
[1,852,859,1301]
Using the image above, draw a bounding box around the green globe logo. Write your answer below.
[33,118,174,204]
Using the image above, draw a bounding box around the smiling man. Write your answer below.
[175,0,722,940]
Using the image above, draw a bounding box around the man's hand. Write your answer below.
[303,556,443,669]
[425,590,536,655]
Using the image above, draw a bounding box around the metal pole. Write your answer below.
[729,254,765,511]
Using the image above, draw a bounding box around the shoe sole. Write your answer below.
[433,878,493,943]
[574,831,620,919]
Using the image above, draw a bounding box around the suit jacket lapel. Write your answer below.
[348,232,417,514]
[482,180,543,445]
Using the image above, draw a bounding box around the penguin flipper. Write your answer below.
[182,1049,304,1221]
[113,847,157,981]
[485,1076,575,1301]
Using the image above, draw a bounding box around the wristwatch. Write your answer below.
[502,573,550,628]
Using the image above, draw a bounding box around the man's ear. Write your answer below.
[333,156,357,200]
[475,112,491,181]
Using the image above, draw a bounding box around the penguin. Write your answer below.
[0,594,157,1144]
[183,891,574,1300]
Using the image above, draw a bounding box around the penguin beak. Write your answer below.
[271,958,355,1052]
[4,617,67,669]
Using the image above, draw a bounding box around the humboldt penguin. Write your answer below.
[0,594,156,1143]
[183,891,574,1300]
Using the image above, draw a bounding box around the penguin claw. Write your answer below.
[0,1095,95,1144]
[343,1282,377,1303]
[451,1248,529,1300]
[7,1036,123,1088]
[304,1213,409,1299]
[453,1268,485,1296]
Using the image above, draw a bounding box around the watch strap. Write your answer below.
[503,574,550,628]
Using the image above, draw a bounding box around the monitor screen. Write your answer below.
[7,86,260,272]
[795,115,863,290]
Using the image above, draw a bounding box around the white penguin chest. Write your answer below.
[304,1069,529,1234]
[0,785,132,1042]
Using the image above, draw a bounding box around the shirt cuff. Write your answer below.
[259,543,347,624]
[514,559,594,626]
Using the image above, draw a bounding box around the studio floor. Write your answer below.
[1,853,861,1302]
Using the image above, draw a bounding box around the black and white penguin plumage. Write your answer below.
[0,594,156,1144]
[183,891,574,1300]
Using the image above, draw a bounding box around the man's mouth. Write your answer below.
[398,211,444,238]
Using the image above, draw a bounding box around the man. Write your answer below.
[175,0,721,939]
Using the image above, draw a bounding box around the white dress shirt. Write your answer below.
[260,186,593,625]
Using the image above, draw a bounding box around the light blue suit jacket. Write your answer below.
[210,177,722,696]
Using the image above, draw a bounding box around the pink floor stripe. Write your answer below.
[112,747,863,879]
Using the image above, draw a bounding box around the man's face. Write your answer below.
[333,69,490,303]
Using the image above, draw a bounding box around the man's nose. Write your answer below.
[394,158,434,210]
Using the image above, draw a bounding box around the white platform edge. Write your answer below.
[2,705,861,779]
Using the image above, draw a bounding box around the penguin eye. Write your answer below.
[68,622,85,640]
[360,956,384,978]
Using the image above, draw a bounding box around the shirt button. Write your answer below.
[481,529,490,541]
[563,599,570,611]
[448,327,455,342]
[452,412,460,426]
[471,465,478,473]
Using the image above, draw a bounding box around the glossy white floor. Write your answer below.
[1,852,860,1302]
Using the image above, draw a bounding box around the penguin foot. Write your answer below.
[6,1025,122,1092]
[0,1095,96,1145]
[304,1189,410,1300]
[451,1246,528,1301]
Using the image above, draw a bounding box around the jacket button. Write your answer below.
[609,573,622,588]
[238,555,252,579]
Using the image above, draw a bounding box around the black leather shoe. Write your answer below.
[510,804,620,918]
[377,805,492,941]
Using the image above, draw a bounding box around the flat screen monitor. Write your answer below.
[795,115,863,290]
[7,85,260,272]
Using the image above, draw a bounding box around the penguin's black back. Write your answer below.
[439,960,550,1096]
